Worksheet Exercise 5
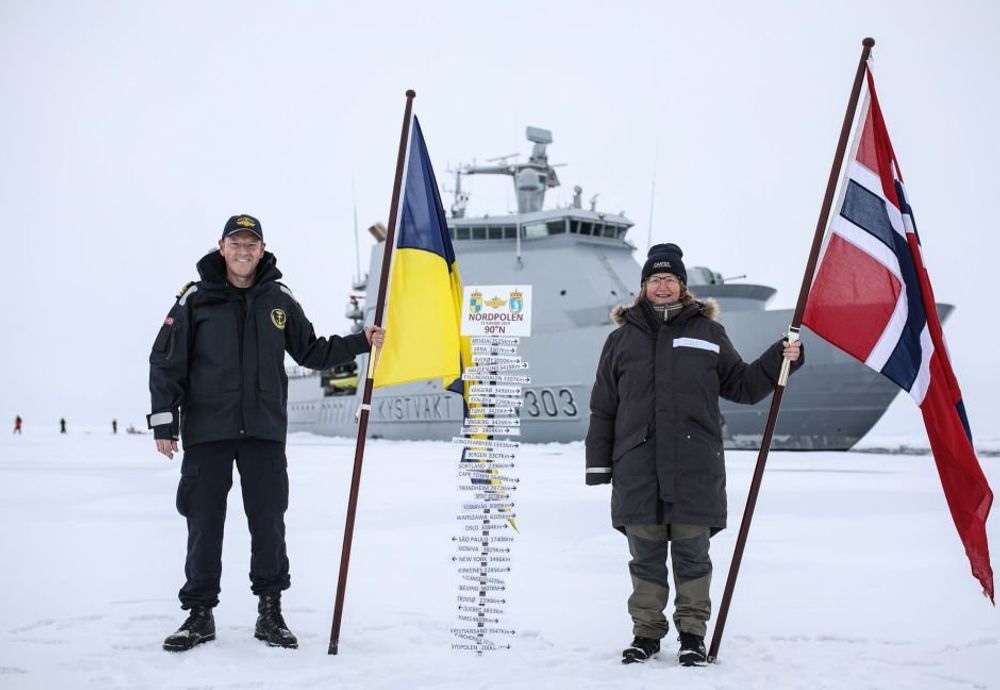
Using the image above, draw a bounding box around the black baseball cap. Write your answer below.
[221,214,264,241]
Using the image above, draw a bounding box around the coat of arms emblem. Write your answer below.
[469,290,483,314]
[509,289,523,314]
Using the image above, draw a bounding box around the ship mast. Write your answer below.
[461,126,561,214]
[459,126,562,268]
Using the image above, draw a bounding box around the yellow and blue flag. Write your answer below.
[374,116,468,390]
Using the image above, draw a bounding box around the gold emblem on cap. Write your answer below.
[271,308,286,330]
[236,217,256,228]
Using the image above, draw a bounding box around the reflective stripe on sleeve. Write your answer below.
[586,467,612,474]
[148,411,173,427]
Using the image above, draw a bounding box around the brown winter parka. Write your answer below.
[585,299,803,533]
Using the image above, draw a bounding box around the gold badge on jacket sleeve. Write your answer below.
[270,308,287,330]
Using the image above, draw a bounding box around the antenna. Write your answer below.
[444,166,470,219]
[647,139,659,251]
[352,176,361,283]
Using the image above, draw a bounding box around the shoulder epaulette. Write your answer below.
[176,281,199,305]
[276,281,298,304]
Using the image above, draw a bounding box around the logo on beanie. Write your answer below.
[236,217,257,228]
[653,261,672,269]
[270,308,286,330]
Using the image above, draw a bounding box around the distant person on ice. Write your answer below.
[148,214,385,652]
[59,418,66,434]
[112,419,117,434]
[13,415,22,434]
[585,243,802,666]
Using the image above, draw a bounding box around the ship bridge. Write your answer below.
[448,208,632,243]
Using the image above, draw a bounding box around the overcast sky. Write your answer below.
[2,1,997,439]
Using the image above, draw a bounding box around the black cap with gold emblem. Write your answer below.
[221,214,264,241]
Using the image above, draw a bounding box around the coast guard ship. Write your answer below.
[287,127,950,449]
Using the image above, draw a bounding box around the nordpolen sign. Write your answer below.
[461,285,533,337]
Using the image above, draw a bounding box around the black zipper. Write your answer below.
[237,292,246,434]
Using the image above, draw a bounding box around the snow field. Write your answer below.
[0,430,997,689]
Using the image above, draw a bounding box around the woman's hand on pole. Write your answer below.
[782,339,802,362]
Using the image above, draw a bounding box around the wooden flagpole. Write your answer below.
[707,38,874,662]
[328,89,416,656]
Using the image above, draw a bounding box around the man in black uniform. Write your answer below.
[148,214,385,652]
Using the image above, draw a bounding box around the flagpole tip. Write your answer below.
[405,89,416,99]
[863,37,875,47]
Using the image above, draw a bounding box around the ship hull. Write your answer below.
[288,232,947,450]
[288,311,912,450]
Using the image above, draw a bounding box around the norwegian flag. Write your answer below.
[803,66,994,602]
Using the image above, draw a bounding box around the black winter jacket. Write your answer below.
[585,299,803,533]
[148,251,369,447]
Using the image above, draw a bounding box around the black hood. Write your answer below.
[196,250,282,288]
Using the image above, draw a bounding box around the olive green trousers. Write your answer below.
[624,524,712,639]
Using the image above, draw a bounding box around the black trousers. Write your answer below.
[176,437,290,609]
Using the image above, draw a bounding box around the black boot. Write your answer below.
[622,635,660,664]
[255,593,298,649]
[677,631,708,666]
[163,607,215,652]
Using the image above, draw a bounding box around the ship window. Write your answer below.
[488,226,503,240]
[569,220,579,233]
[502,226,516,239]
[579,222,593,235]
[547,221,565,235]
[603,225,617,238]
[617,227,628,239]
[472,227,487,240]
[523,223,547,239]
[455,227,471,240]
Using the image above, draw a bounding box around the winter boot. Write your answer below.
[621,635,660,664]
[162,607,215,652]
[677,631,708,666]
[254,592,298,649]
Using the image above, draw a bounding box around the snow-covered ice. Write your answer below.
[1,429,997,689]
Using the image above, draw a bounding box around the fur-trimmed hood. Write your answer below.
[610,297,720,326]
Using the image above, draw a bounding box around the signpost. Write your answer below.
[450,285,532,654]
